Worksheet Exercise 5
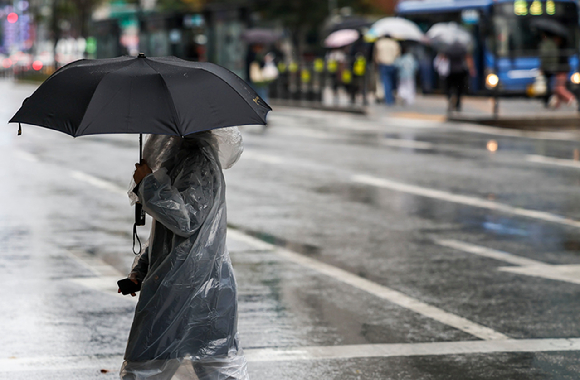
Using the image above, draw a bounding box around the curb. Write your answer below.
[448,114,580,130]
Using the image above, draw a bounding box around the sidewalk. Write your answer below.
[271,91,580,129]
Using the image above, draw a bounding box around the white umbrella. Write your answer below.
[427,22,473,49]
[366,17,425,42]
[324,29,360,48]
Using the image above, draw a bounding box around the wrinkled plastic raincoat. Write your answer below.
[121,128,247,380]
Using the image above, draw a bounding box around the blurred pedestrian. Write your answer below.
[247,43,271,103]
[433,52,449,90]
[374,35,400,105]
[394,46,418,105]
[348,35,371,105]
[445,41,475,112]
[120,129,248,380]
[540,33,576,109]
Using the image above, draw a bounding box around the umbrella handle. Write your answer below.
[135,203,146,226]
[133,203,146,255]
[135,134,146,226]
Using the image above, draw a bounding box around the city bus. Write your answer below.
[396,0,580,95]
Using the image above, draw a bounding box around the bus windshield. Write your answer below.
[493,2,578,57]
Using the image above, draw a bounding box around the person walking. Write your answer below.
[540,33,576,109]
[374,35,400,105]
[120,128,248,380]
[445,41,475,112]
[394,46,418,105]
[247,43,271,104]
[433,52,449,91]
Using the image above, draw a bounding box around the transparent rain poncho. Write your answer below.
[121,128,247,380]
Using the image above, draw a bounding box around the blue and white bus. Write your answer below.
[397,0,580,95]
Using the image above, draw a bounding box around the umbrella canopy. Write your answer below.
[365,17,425,42]
[324,29,360,49]
[10,54,271,137]
[427,22,473,50]
[444,41,468,59]
[530,18,569,39]
[241,28,283,44]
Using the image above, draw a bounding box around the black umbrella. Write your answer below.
[9,54,271,239]
[530,18,569,39]
[10,54,270,137]
[241,29,283,44]
[444,41,468,58]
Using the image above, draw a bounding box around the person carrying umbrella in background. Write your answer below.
[539,32,576,109]
[445,41,476,112]
[394,44,418,105]
[374,35,401,105]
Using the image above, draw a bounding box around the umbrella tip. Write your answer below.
[138,53,146,58]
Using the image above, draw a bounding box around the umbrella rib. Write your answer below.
[143,60,183,136]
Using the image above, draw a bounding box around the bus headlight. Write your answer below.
[486,73,499,88]
[571,72,580,84]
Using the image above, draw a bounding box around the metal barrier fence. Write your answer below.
[268,56,375,107]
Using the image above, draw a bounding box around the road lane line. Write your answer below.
[240,151,285,165]
[437,240,580,285]
[14,149,39,162]
[436,240,543,267]
[245,338,580,362]
[352,174,580,229]
[526,154,580,169]
[453,123,580,141]
[70,170,127,196]
[382,138,434,150]
[227,229,508,341]
[4,338,580,371]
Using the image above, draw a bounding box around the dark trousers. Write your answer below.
[446,71,468,111]
[542,73,554,107]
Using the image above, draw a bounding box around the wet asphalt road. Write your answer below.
[3,79,580,379]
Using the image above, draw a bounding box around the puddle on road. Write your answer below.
[313,181,580,257]
[316,183,380,206]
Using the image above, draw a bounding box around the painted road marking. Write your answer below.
[526,154,580,169]
[228,229,508,341]
[437,239,580,285]
[381,138,434,150]
[500,265,580,284]
[70,170,127,196]
[240,151,285,165]
[69,226,507,341]
[3,338,580,372]
[352,174,580,229]
[274,127,434,150]
[453,123,580,141]
[14,149,39,163]
[246,338,580,362]
[436,240,542,267]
